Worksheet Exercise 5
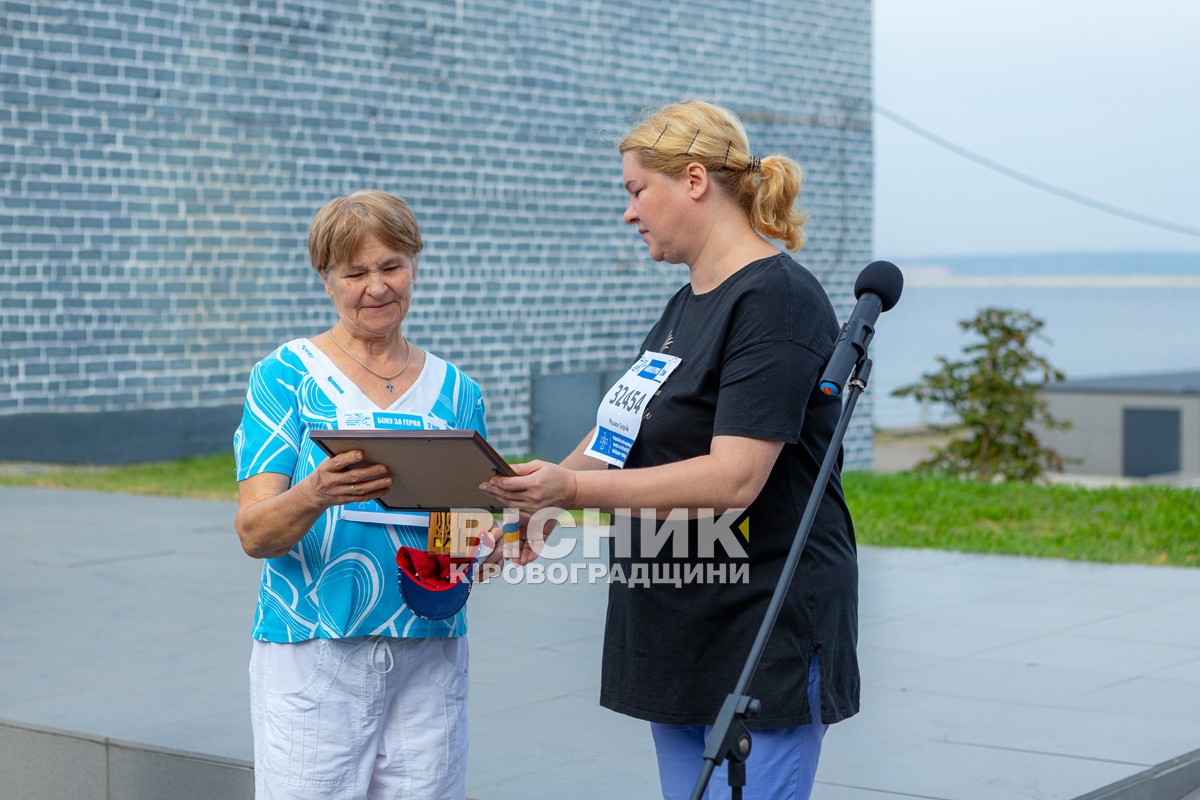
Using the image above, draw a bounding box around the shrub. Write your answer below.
[892,307,1071,481]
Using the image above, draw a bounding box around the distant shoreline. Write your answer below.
[904,274,1200,288]
[893,251,1200,287]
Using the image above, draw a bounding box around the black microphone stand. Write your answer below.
[688,357,873,800]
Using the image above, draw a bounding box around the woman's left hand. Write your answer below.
[472,524,508,583]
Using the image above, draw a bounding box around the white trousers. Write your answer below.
[249,636,469,800]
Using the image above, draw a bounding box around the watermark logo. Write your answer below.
[451,507,753,587]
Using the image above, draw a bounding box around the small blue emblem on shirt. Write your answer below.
[637,359,667,381]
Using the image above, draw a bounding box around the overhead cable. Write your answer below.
[873,102,1200,239]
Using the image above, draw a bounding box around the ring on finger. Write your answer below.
[352,484,362,496]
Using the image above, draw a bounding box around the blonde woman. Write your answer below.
[484,101,859,799]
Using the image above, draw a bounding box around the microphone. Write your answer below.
[819,261,904,397]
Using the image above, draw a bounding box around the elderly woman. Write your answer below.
[234,190,495,799]
[483,101,860,800]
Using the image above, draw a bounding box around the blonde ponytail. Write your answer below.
[742,155,808,251]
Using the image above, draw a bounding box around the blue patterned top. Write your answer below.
[233,339,488,642]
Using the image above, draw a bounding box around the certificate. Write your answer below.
[310,429,515,512]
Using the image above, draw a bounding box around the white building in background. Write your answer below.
[1039,372,1200,479]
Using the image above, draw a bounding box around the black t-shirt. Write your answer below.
[599,253,860,728]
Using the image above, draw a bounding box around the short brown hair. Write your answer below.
[307,190,424,276]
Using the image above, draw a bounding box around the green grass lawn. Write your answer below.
[0,453,241,501]
[2,454,1196,567]
[843,471,1199,568]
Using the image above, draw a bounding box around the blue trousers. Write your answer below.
[650,656,827,800]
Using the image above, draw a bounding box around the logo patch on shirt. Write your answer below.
[341,411,372,428]
[637,359,668,381]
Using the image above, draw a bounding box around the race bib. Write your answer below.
[336,409,451,431]
[584,351,681,468]
[338,411,450,525]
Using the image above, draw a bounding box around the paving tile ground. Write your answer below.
[1,486,1198,799]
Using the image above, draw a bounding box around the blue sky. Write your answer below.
[873,0,1200,259]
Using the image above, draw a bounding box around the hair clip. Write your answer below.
[651,125,670,149]
[723,142,732,167]
[683,128,700,155]
[748,155,762,173]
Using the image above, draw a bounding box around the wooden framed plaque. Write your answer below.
[309,429,515,512]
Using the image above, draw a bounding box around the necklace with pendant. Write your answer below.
[329,329,412,394]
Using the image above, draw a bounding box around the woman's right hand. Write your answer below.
[304,449,392,508]
[236,450,392,559]
[479,460,578,513]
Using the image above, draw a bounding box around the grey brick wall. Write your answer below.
[0,0,874,465]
